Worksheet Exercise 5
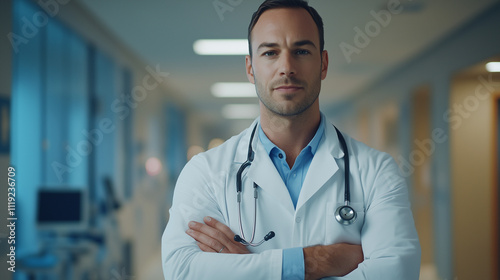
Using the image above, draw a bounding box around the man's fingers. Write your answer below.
[203,216,250,253]
[186,218,250,254]
[186,227,224,252]
[189,220,231,244]
[203,216,235,240]
[197,242,217,253]
[187,220,232,253]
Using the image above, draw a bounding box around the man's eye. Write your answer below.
[263,51,276,56]
[296,49,310,55]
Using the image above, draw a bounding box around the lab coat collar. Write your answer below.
[232,115,346,212]
[233,114,344,162]
[322,115,345,159]
[234,117,295,211]
[233,117,260,164]
[295,121,344,210]
[249,139,296,211]
[232,117,295,211]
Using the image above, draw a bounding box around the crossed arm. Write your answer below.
[163,151,420,279]
[186,216,364,279]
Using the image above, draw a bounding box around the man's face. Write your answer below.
[246,8,328,117]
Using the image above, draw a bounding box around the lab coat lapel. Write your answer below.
[296,124,343,210]
[247,138,296,213]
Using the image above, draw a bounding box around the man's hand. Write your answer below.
[186,216,250,254]
[304,243,364,280]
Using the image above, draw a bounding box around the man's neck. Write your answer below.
[260,107,321,168]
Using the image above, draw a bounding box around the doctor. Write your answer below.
[161,0,421,279]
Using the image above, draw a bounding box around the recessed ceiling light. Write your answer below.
[222,104,259,119]
[193,39,249,55]
[486,62,500,72]
[211,83,257,98]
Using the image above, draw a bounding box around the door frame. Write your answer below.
[492,93,500,280]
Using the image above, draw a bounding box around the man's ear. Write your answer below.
[321,50,329,80]
[245,55,255,84]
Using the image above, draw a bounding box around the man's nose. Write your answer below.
[279,52,296,77]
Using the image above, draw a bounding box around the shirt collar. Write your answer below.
[258,113,326,156]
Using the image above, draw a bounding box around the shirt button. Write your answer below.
[295,216,302,223]
[278,153,283,159]
[293,172,297,177]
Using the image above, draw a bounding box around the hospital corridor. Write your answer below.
[1,0,500,279]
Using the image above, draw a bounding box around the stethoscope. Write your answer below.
[234,123,357,247]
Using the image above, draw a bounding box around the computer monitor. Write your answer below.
[36,188,88,233]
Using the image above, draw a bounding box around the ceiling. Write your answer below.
[76,0,496,139]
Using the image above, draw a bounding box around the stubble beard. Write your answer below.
[253,73,321,118]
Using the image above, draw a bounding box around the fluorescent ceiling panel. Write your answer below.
[211,82,257,98]
[193,39,249,55]
[486,62,500,72]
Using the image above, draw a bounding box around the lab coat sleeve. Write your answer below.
[161,154,283,280]
[338,152,421,280]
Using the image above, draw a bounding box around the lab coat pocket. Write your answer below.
[325,202,365,245]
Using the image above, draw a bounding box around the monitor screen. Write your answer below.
[36,188,87,232]
[37,190,81,222]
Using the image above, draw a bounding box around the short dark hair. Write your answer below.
[247,0,324,56]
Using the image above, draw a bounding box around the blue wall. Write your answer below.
[11,0,44,259]
[11,0,116,264]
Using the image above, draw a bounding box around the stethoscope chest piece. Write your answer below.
[335,204,357,226]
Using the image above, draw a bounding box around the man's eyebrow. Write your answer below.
[256,42,279,52]
[294,40,317,49]
[256,40,317,52]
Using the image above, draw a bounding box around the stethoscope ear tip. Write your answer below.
[264,231,275,241]
[234,235,243,242]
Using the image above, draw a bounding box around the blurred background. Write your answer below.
[0,0,499,279]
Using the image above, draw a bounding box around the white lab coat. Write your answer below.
[161,118,421,280]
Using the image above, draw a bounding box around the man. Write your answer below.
[162,0,421,279]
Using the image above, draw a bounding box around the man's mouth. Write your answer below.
[274,85,303,92]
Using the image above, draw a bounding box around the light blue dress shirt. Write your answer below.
[258,115,326,280]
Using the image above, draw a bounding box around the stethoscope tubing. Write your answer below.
[235,122,356,247]
[334,126,357,225]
